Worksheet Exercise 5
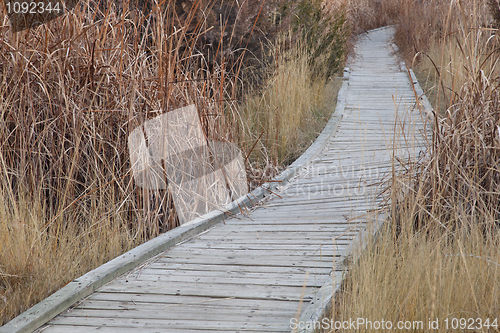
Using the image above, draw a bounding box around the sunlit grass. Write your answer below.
[240,33,341,170]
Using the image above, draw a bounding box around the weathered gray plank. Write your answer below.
[97,281,318,301]
[86,293,304,310]
[113,274,327,288]
[75,300,298,316]
[180,243,347,249]
[48,316,291,331]
[58,308,295,321]
[43,327,278,333]
[163,247,343,256]
[149,257,337,269]
[40,327,261,333]
[137,263,333,274]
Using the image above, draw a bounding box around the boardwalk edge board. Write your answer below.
[408,68,434,114]
[391,41,434,115]
[1,75,349,333]
[296,34,432,333]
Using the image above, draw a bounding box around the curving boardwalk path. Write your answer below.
[33,27,426,333]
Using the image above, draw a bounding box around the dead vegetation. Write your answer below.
[0,0,348,325]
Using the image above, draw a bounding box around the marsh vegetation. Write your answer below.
[0,0,348,324]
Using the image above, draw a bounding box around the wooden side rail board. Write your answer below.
[0,74,349,333]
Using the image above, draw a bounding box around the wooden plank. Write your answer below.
[197,228,363,236]
[192,223,364,231]
[58,308,295,322]
[175,242,349,251]
[74,300,298,315]
[194,235,357,242]
[125,267,328,278]
[242,211,381,218]
[163,247,343,257]
[150,257,338,269]
[97,281,318,301]
[221,218,364,225]
[40,326,258,333]
[155,252,339,264]
[261,198,381,207]
[86,293,303,310]
[47,316,292,331]
[180,242,348,250]
[142,263,333,274]
[248,203,381,211]
[280,176,387,184]
[114,273,328,288]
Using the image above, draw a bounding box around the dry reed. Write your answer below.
[0,0,236,323]
[240,33,341,173]
[0,0,347,325]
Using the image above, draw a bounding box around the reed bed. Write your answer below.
[238,0,348,182]
[0,0,347,325]
[0,0,235,323]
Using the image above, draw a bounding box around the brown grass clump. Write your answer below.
[392,1,500,234]
[331,0,491,65]
[331,224,500,332]
[238,0,348,178]
[240,34,342,171]
[326,0,401,35]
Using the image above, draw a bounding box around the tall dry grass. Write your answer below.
[331,224,500,332]
[0,0,271,324]
[0,0,349,325]
[240,0,347,175]
[324,1,500,331]
[0,0,240,323]
[240,33,341,173]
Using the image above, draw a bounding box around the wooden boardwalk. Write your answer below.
[35,27,425,333]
